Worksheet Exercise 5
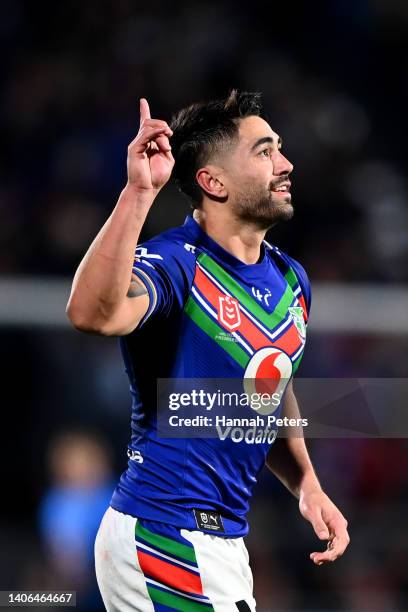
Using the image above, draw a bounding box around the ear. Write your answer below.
[196,166,228,200]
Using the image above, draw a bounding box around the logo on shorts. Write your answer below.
[127,448,144,463]
[218,296,241,331]
[193,509,225,533]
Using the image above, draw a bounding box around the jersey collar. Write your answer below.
[183,215,269,271]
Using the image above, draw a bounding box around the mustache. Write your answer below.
[269,175,291,190]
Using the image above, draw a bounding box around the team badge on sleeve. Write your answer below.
[288,306,306,339]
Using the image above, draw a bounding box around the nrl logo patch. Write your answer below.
[288,306,306,339]
[218,295,241,331]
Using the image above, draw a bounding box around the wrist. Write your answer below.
[297,470,322,500]
[121,183,158,208]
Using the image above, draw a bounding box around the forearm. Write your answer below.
[267,437,320,499]
[266,382,321,499]
[67,184,156,326]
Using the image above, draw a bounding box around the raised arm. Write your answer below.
[66,99,174,336]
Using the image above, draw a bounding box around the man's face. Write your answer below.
[220,115,294,228]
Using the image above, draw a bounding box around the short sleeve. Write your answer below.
[131,238,193,327]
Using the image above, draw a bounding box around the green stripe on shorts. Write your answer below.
[147,586,214,611]
[135,521,197,564]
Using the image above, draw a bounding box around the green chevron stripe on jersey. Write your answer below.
[135,522,197,564]
[284,266,299,291]
[147,585,215,611]
[184,295,249,369]
[198,253,294,331]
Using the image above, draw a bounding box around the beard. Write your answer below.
[231,180,294,230]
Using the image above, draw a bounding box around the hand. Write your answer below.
[299,487,350,565]
[127,98,175,193]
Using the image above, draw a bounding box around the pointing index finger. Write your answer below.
[139,98,151,125]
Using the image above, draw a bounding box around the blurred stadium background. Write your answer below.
[1,1,407,610]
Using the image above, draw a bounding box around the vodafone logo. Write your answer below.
[243,347,293,415]
[218,295,241,331]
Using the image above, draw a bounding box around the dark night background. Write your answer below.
[0,1,407,610]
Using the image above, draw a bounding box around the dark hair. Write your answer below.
[170,89,264,207]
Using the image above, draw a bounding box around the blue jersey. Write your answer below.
[110,215,311,536]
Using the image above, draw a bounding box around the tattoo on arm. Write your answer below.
[127,275,148,298]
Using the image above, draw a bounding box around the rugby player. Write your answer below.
[67,91,350,611]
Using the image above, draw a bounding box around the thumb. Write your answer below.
[310,512,330,540]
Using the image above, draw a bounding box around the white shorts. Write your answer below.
[95,506,256,612]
